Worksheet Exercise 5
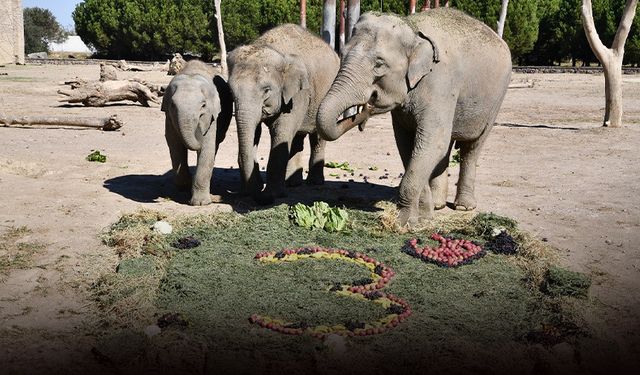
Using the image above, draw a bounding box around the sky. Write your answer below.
[22,0,83,30]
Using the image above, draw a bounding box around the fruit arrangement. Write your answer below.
[402,234,486,268]
[250,247,411,338]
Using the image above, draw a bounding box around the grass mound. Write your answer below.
[91,204,592,374]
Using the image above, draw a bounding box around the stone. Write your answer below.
[152,220,172,235]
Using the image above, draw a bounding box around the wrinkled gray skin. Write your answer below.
[162,60,233,205]
[228,24,340,205]
[317,9,512,227]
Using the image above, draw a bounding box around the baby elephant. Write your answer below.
[161,60,233,205]
[228,24,340,205]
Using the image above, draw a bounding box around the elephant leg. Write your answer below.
[190,146,215,206]
[395,107,454,226]
[285,132,305,187]
[393,113,430,221]
[260,119,299,203]
[306,132,325,185]
[430,140,454,210]
[165,119,191,191]
[238,124,264,196]
[454,127,491,211]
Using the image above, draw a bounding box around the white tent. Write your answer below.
[49,35,93,54]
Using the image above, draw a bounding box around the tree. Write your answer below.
[23,7,68,54]
[497,0,509,38]
[214,0,227,77]
[582,0,638,127]
[74,0,215,60]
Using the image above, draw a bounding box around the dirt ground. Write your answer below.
[1,63,639,373]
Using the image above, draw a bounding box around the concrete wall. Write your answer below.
[0,0,25,65]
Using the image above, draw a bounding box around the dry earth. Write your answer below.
[1,63,639,373]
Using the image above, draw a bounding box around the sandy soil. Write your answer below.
[1,63,639,373]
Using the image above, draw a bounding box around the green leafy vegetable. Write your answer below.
[324,206,349,232]
[325,161,354,173]
[289,202,349,232]
[86,150,107,163]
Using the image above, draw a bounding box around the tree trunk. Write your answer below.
[58,80,160,107]
[0,114,123,131]
[581,0,638,128]
[603,58,624,127]
[497,0,509,38]
[300,0,307,29]
[409,0,416,14]
[346,0,360,41]
[322,0,336,49]
[421,1,430,11]
[339,0,346,52]
[214,0,228,78]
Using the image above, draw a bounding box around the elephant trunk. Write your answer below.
[235,106,263,196]
[317,69,372,141]
[177,112,203,151]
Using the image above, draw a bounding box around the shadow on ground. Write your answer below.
[103,167,398,213]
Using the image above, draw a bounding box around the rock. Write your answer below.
[27,52,47,59]
[152,220,172,235]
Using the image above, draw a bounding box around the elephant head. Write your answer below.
[317,13,439,141]
[228,45,310,196]
[162,70,230,151]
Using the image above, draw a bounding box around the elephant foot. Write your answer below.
[306,173,325,186]
[396,206,421,229]
[286,173,304,187]
[434,202,447,210]
[454,193,477,211]
[189,191,212,206]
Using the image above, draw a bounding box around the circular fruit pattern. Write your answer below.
[402,233,486,268]
[250,247,411,338]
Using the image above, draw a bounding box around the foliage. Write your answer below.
[74,0,215,60]
[71,0,639,65]
[86,150,107,163]
[289,202,349,232]
[23,7,68,54]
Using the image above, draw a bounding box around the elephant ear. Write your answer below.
[281,54,310,105]
[160,84,173,112]
[407,31,440,90]
[213,75,233,145]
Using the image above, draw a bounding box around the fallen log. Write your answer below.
[58,80,159,107]
[508,79,535,89]
[0,114,123,131]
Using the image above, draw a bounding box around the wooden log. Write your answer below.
[58,80,160,107]
[0,114,123,131]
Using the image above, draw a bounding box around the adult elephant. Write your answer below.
[316,9,512,227]
[228,24,340,204]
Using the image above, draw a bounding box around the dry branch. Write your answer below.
[58,80,160,107]
[0,114,123,131]
[508,79,535,89]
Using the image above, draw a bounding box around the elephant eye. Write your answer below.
[373,58,388,77]
[262,86,271,95]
